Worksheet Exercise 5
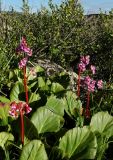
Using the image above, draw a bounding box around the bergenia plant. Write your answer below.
[10,36,32,146]
[83,76,96,118]
[9,101,32,145]
[16,36,32,104]
[77,55,90,97]
[77,55,103,118]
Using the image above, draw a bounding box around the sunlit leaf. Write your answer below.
[45,96,64,116]
[90,111,113,138]
[51,82,65,93]
[0,105,10,126]
[31,107,64,134]
[20,140,48,160]
[59,126,97,159]
[10,82,24,101]
[0,132,14,149]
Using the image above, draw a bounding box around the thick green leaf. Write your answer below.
[28,81,37,89]
[38,77,46,88]
[94,132,108,160]
[24,116,39,144]
[63,91,82,118]
[37,77,49,91]
[90,111,113,138]
[45,96,64,116]
[10,82,24,101]
[31,107,64,134]
[0,96,10,103]
[51,82,65,93]
[0,132,14,149]
[59,126,97,159]
[29,92,40,104]
[35,65,44,73]
[9,70,14,80]
[20,140,48,160]
[0,105,10,126]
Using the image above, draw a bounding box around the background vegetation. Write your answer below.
[0,0,113,84]
[0,0,113,159]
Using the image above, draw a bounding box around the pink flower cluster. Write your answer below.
[80,55,90,65]
[16,37,32,56]
[78,55,90,72]
[18,57,28,69]
[83,76,103,92]
[78,55,103,92]
[90,65,96,74]
[97,80,103,89]
[9,101,32,118]
[83,76,96,92]
[78,55,96,75]
[16,37,32,69]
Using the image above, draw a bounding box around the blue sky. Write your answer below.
[1,0,113,13]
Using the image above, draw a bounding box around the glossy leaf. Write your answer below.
[38,77,46,88]
[35,65,44,73]
[45,96,64,116]
[63,91,83,118]
[0,132,14,149]
[0,105,10,126]
[0,96,10,103]
[29,92,40,104]
[51,82,65,93]
[90,111,113,138]
[31,107,64,134]
[20,140,48,160]
[10,82,24,101]
[59,126,97,159]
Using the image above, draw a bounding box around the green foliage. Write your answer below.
[46,95,64,116]
[63,91,82,119]
[59,126,97,159]
[20,140,48,160]
[0,105,10,126]
[0,0,113,86]
[0,132,14,149]
[90,111,113,160]
[0,0,113,159]
[31,107,64,134]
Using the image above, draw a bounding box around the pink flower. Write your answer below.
[80,55,90,65]
[83,76,96,92]
[78,62,86,72]
[87,80,96,92]
[9,101,32,118]
[84,76,91,85]
[90,65,96,74]
[16,37,32,56]
[97,80,103,89]
[18,57,28,69]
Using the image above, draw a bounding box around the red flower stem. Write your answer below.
[86,91,90,118]
[23,66,29,104]
[20,66,29,146]
[20,110,24,146]
[77,70,81,97]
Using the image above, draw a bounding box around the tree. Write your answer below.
[22,0,29,14]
